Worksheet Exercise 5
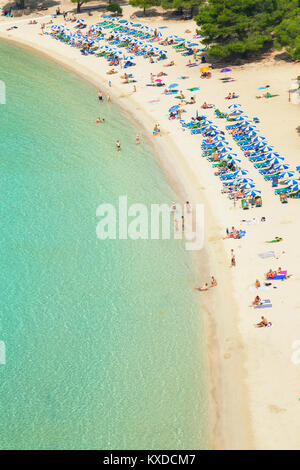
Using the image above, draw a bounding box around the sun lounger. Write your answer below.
[258,251,275,259]
[254,300,272,309]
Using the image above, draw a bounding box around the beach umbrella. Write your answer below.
[200,66,211,72]
[230,109,243,115]
[228,158,241,164]
[169,105,179,112]
[206,130,220,136]
[216,141,230,147]
[265,152,280,159]
[243,126,256,132]
[279,171,295,179]
[254,142,266,149]
[221,68,232,73]
[212,135,225,142]
[221,153,237,159]
[289,183,300,191]
[285,178,300,186]
[260,145,274,152]
[219,146,233,153]
[247,131,258,137]
[273,164,289,171]
[251,136,266,142]
[201,119,213,124]
[228,104,241,109]
[204,125,218,130]
[245,190,261,197]
[236,178,253,184]
[235,170,249,177]
[169,83,178,89]
[240,182,255,189]
[269,158,285,166]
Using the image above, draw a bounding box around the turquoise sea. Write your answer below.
[0,41,209,449]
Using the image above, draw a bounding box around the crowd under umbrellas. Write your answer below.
[45,16,205,67]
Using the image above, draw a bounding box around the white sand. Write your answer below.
[1,3,300,450]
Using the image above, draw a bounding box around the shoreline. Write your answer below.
[0,31,248,449]
[1,8,299,450]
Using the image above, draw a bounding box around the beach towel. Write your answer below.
[267,271,287,280]
[258,251,276,259]
[250,285,269,292]
[188,87,200,91]
[266,238,283,243]
[254,299,272,309]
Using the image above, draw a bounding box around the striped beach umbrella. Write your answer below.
[285,178,300,186]
[260,145,274,152]
[216,141,230,147]
[279,171,295,179]
[206,130,220,136]
[228,104,241,109]
[240,182,255,189]
[234,170,249,177]
[219,146,233,153]
[243,126,256,132]
[245,190,261,197]
[212,135,225,142]
[230,109,243,115]
[228,158,241,164]
[236,177,253,183]
[265,152,280,159]
[246,131,258,137]
[268,158,285,167]
[251,136,266,142]
[273,164,289,171]
[289,183,300,191]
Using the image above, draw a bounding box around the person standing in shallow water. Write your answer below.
[116,140,121,151]
[136,135,140,145]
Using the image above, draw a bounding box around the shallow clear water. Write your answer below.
[0,41,210,450]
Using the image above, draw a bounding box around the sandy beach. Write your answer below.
[1,2,300,450]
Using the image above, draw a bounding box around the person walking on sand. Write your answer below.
[211,276,217,287]
[231,249,236,267]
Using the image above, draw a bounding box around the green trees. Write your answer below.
[274,1,300,60]
[195,0,285,59]
[107,2,123,15]
[129,0,161,13]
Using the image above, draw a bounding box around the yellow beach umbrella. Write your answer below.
[200,66,211,72]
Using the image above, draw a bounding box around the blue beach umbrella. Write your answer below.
[269,157,288,166]
[235,170,249,177]
[212,135,225,142]
[236,178,253,183]
[245,190,261,197]
[228,104,241,109]
[240,182,255,189]
[265,152,280,159]
[219,147,233,153]
[247,131,258,137]
[206,130,220,136]
[228,158,241,164]
[230,109,243,115]
[201,119,213,124]
[289,183,300,191]
[221,153,237,159]
[169,83,178,89]
[260,145,274,152]
[254,142,266,149]
[243,126,256,132]
[285,178,300,186]
[221,68,232,73]
[216,141,230,147]
[279,171,295,179]
[251,136,266,142]
[273,163,289,171]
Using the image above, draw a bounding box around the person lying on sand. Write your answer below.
[194,283,209,292]
[252,295,261,306]
[164,61,175,67]
[255,316,269,328]
[265,269,277,280]
[106,69,116,75]
[201,102,213,109]
[256,92,272,99]
[29,20,38,24]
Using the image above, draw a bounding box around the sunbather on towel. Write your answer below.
[164,61,175,67]
[252,295,261,306]
[255,316,271,328]
[194,283,209,292]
